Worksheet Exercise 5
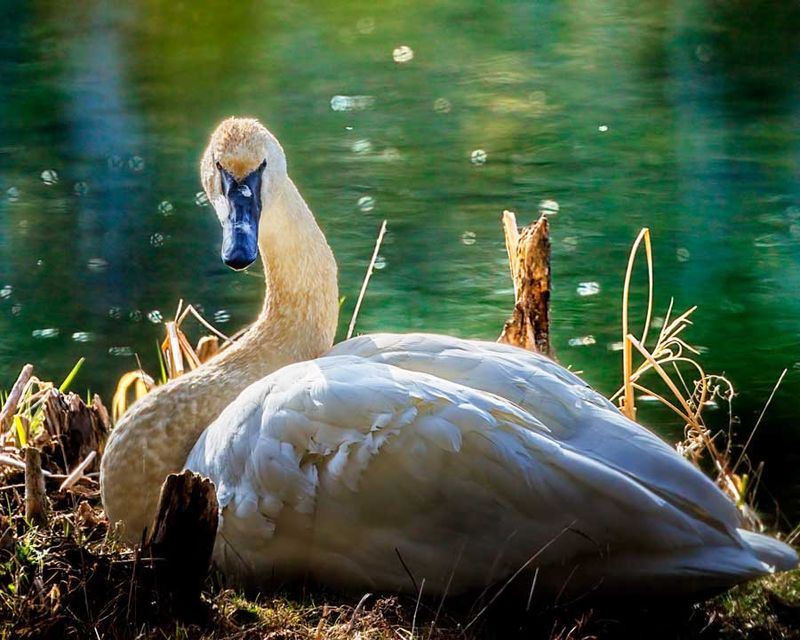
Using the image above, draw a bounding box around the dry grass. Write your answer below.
[611,228,789,530]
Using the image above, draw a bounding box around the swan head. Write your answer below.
[200,117,288,270]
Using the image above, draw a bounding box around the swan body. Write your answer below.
[102,118,797,600]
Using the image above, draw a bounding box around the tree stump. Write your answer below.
[142,470,219,616]
[498,210,552,356]
[41,390,110,474]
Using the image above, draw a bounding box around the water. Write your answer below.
[1,0,799,519]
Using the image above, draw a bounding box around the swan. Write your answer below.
[101,117,797,601]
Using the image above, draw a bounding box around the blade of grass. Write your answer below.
[58,357,85,393]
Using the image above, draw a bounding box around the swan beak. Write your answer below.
[220,168,263,271]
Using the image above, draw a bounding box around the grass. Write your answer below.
[1,226,799,638]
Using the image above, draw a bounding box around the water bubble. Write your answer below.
[357,196,375,212]
[36,259,44,268]
[651,316,665,329]
[695,44,712,63]
[40,169,59,185]
[73,181,89,196]
[598,125,609,133]
[107,155,124,170]
[213,309,231,324]
[0,285,12,299]
[351,139,373,155]
[568,335,596,347]
[356,17,375,34]
[108,306,122,320]
[392,45,414,63]
[538,199,560,216]
[158,200,174,216]
[381,148,401,162]
[71,331,94,343]
[470,149,487,165]
[607,341,625,352]
[108,346,134,357]
[32,328,59,339]
[6,187,20,202]
[128,156,145,172]
[753,234,781,248]
[528,91,547,107]
[577,282,600,296]
[150,233,165,247]
[18,220,29,232]
[330,95,375,112]
[374,255,387,270]
[11,303,21,316]
[562,236,578,249]
[461,231,476,246]
[147,310,163,324]
[676,247,690,262]
[433,98,452,114]
[87,257,108,272]
[195,191,209,207]
[129,310,142,322]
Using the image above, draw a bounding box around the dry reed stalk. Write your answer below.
[58,450,97,492]
[0,364,33,432]
[611,228,772,520]
[24,446,48,527]
[347,220,388,340]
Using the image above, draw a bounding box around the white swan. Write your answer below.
[101,118,797,601]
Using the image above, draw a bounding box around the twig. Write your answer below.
[346,592,372,635]
[0,364,33,432]
[411,578,425,639]
[462,521,576,634]
[732,368,787,475]
[0,454,68,479]
[58,450,97,492]
[347,220,387,340]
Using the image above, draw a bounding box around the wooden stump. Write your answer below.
[42,390,110,474]
[498,211,552,356]
[142,470,219,616]
[24,447,48,527]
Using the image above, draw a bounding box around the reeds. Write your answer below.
[612,228,783,528]
[111,300,233,421]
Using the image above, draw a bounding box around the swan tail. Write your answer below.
[738,528,798,573]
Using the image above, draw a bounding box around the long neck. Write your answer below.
[204,177,339,379]
[101,177,338,542]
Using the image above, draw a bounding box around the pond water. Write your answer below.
[1,1,799,520]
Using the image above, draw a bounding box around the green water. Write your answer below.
[1,1,799,519]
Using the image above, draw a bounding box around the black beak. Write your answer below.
[219,163,264,271]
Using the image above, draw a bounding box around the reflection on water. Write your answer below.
[1,0,799,518]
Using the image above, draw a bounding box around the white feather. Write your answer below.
[186,336,798,599]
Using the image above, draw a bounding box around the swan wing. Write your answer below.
[186,356,765,596]
[328,333,741,532]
